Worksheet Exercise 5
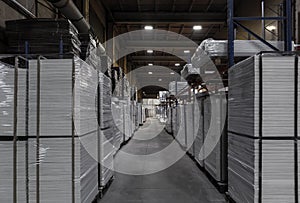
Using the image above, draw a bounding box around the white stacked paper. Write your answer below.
[194,94,206,167]
[175,105,186,148]
[27,57,99,202]
[203,93,227,182]
[228,54,298,203]
[169,81,189,96]
[28,135,98,203]
[112,97,124,152]
[99,128,114,187]
[0,141,27,202]
[99,72,113,130]
[185,103,195,155]
[199,39,285,57]
[0,63,27,137]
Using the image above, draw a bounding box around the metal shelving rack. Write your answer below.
[227,0,293,67]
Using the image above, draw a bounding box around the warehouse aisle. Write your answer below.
[99,119,227,203]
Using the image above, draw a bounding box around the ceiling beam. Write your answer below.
[137,0,141,12]
[111,12,226,24]
[205,0,215,12]
[203,24,215,39]
[172,0,176,12]
[119,0,124,11]
[188,0,195,12]
[154,0,158,12]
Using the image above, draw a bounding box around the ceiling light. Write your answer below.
[170,72,175,75]
[148,63,153,66]
[193,25,202,30]
[148,72,153,75]
[144,25,153,30]
[175,63,180,67]
[147,50,154,53]
[184,50,190,54]
[266,25,276,31]
[158,79,162,82]
[205,71,215,74]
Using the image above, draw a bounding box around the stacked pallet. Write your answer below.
[6,19,81,56]
[0,61,27,202]
[203,92,227,185]
[199,39,285,57]
[0,62,27,137]
[186,103,195,154]
[169,81,189,96]
[28,57,99,202]
[193,93,207,167]
[111,97,123,153]
[98,72,114,188]
[228,54,299,203]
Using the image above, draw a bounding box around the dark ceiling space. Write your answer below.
[100,0,228,98]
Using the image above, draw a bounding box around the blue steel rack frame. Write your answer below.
[227,0,293,67]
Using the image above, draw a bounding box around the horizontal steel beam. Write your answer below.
[112,12,226,24]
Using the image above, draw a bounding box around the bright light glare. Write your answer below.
[193,25,202,30]
[144,25,153,30]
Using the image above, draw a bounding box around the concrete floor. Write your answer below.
[99,118,227,203]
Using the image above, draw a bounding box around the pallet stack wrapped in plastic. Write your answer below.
[0,60,27,202]
[98,72,114,189]
[228,53,299,203]
[111,97,123,153]
[28,57,99,202]
[199,39,285,57]
[203,91,227,189]
[193,92,208,167]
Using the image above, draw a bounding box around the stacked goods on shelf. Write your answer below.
[142,106,146,123]
[0,62,27,137]
[5,19,81,56]
[131,101,137,133]
[175,104,186,148]
[193,93,208,167]
[79,33,97,60]
[137,103,143,126]
[203,92,227,186]
[169,81,189,96]
[111,97,123,153]
[165,106,173,134]
[28,57,99,202]
[228,54,299,203]
[186,103,194,155]
[181,64,199,79]
[199,39,285,57]
[100,56,112,78]
[171,106,178,137]
[0,61,27,202]
[0,142,27,202]
[98,72,114,188]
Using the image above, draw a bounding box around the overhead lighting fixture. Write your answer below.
[205,71,215,74]
[148,71,153,75]
[158,79,162,82]
[175,63,180,67]
[170,72,175,75]
[147,50,154,53]
[266,25,276,31]
[184,50,190,54]
[144,25,153,30]
[193,25,202,30]
[148,63,153,66]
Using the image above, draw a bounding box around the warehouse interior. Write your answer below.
[0,0,300,202]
